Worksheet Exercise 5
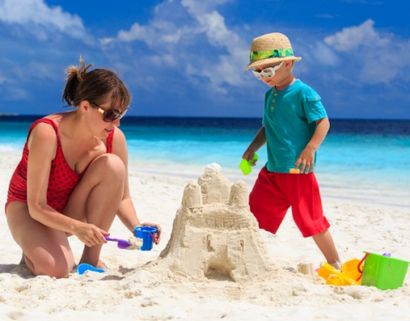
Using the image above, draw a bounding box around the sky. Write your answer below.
[0,0,409,119]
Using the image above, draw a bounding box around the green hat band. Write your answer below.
[250,48,295,62]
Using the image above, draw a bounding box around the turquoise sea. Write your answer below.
[1,116,409,207]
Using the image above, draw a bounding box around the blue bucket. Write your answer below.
[133,226,158,251]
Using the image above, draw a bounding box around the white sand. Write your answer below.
[1,151,409,321]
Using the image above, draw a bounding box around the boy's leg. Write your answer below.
[285,173,340,265]
[312,230,340,267]
[249,167,290,234]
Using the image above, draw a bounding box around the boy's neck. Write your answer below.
[274,74,296,91]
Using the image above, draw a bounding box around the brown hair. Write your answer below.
[62,57,131,110]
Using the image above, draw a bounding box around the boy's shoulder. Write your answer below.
[294,79,317,92]
[294,79,321,101]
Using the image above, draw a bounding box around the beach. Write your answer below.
[1,147,409,321]
[1,0,409,318]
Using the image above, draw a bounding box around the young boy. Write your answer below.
[243,32,341,268]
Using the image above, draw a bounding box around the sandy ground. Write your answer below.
[1,151,409,321]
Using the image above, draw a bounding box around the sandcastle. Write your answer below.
[159,164,270,282]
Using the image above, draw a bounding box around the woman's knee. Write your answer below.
[90,153,126,181]
[28,253,73,278]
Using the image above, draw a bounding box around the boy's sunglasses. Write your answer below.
[251,61,284,80]
[91,102,128,122]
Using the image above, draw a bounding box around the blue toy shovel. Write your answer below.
[77,263,105,275]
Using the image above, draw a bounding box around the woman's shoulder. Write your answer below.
[112,126,125,142]
[27,121,59,158]
[29,121,58,143]
[41,112,67,124]
[33,112,76,135]
[110,127,128,155]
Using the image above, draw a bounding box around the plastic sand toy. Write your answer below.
[239,152,258,175]
[318,252,409,290]
[133,226,158,251]
[317,258,362,286]
[77,263,105,275]
[361,252,409,290]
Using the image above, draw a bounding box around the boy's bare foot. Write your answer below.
[328,260,342,270]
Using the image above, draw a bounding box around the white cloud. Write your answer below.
[323,19,410,84]
[325,19,389,51]
[0,0,88,40]
[116,20,184,45]
[313,42,340,66]
[101,1,195,48]
[180,1,249,89]
[101,0,249,92]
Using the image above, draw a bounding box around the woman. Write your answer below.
[5,59,161,278]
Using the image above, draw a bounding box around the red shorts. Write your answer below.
[249,167,330,237]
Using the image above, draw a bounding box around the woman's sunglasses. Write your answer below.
[91,102,128,122]
[251,61,284,80]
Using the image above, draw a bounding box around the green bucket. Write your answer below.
[361,252,409,290]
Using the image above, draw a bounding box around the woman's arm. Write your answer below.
[111,128,161,241]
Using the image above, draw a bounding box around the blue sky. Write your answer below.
[0,0,409,119]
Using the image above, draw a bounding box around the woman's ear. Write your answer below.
[79,100,91,111]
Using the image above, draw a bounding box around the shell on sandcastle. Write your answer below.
[159,164,270,282]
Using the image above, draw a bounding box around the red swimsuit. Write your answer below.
[6,118,114,212]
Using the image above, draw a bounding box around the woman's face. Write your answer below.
[87,99,127,137]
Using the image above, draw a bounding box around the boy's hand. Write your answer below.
[242,149,258,165]
[295,145,316,174]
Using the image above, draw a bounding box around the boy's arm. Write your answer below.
[307,117,330,150]
[242,126,266,161]
[295,117,330,173]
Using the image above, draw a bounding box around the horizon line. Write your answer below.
[0,114,409,121]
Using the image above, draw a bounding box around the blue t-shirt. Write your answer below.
[262,79,327,173]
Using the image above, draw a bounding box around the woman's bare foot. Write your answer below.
[96,260,107,269]
[77,259,107,269]
[19,253,26,266]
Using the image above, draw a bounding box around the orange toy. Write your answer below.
[317,258,362,286]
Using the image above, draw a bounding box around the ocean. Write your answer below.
[1,116,409,207]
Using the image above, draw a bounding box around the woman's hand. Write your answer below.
[140,222,162,244]
[74,222,109,247]
[295,145,316,174]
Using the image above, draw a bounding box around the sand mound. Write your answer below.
[158,164,271,281]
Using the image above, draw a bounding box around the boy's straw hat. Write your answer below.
[246,32,301,70]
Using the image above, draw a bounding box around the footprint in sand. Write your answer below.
[7,311,24,320]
